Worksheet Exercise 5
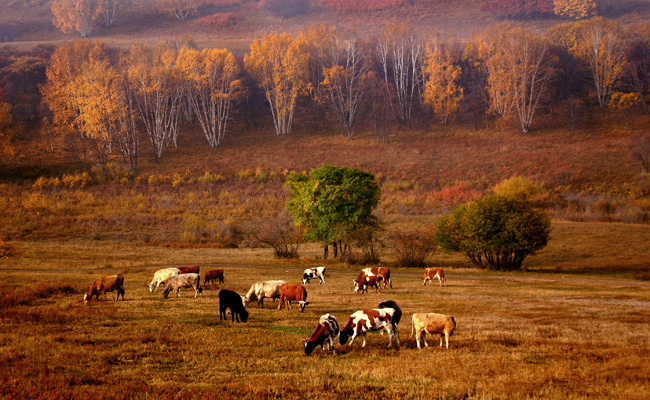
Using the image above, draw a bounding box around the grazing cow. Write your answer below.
[278,284,309,313]
[218,289,249,322]
[422,267,446,286]
[148,268,181,292]
[411,313,456,349]
[204,269,224,286]
[178,265,200,275]
[353,267,392,292]
[338,308,399,348]
[162,273,203,299]
[302,266,326,285]
[303,314,339,355]
[354,274,382,294]
[243,280,286,308]
[378,300,402,327]
[84,274,125,303]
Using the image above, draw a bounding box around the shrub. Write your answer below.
[386,229,436,268]
[492,176,542,201]
[482,0,554,18]
[196,13,241,28]
[182,214,208,243]
[250,213,302,258]
[0,235,16,259]
[436,195,551,271]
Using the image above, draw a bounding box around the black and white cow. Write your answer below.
[302,266,326,285]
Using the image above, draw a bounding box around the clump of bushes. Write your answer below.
[196,13,242,28]
[386,228,436,268]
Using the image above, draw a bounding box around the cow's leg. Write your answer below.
[393,326,400,348]
[361,333,367,348]
[348,332,358,347]
[277,297,284,310]
[423,332,429,348]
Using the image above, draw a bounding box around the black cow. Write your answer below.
[219,289,249,323]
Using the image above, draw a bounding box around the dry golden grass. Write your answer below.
[2,246,650,399]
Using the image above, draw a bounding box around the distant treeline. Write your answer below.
[0,17,649,172]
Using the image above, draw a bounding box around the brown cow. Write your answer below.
[422,267,446,287]
[204,269,224,286]
[353,267,391,292]
[278,283,309,312]
[354,274,382,294]
[84,274,125,303]
[178,265,200,274]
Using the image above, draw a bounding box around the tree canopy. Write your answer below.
[435,195,551,271]
[285,165,380,246]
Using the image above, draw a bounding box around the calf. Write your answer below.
[204,269,224,286]
[302,266,326,285]
[178,265,200,274]
[84,274,125,303]
[338,308,399,348]
[162,273,203,299]
[422,267,446,287]
[278,284,309,313]
[243,280,286,308]
[303,314,339,355]
[218,289,249,322]
[411,313,456,349]
[148,268,181,292]
[354,274,382,294]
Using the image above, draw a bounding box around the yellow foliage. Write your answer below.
[51,0,98,37]
[553,0,598,20]
[422,35,464,125]
[609,92,638,111]
[493,177,543,200]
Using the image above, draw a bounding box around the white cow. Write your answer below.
[148,268,181,292]
[302,266,326,285]
[162,273,203,299]
[411,313,456,349]
[243,280,286,308]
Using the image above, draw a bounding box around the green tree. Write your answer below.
[285,165,380,259]
[435,195,551,271]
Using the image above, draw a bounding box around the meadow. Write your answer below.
[2,240,650,399]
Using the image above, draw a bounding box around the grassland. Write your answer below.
[2,244,650,399]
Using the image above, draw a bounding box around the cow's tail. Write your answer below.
[411,314,415,338]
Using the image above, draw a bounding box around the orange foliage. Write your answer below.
[196,13,241,27]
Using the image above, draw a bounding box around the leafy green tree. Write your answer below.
[285,165,380,259]
[435,195,551,271]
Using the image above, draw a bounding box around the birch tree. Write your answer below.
[321,35,371,139]
[244,33,308,136]
[176,46,240,148]
[125,42,182,161]
[51,0,97,37]
[377,20,424,122]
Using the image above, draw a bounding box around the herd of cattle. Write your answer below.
[83,265,454,354]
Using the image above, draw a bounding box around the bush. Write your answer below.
[492,176,542,201]
[250,213,302,258]
[386,229,436,268]
[196,13,241,28]
[436,195,551,271]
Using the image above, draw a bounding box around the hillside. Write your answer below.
[2,0,650,53]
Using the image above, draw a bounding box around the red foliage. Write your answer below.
[481,0,553,17]
[200,0,245,6]
[426,183,481,211]
[196,13,242,27]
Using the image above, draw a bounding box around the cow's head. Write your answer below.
[338,330,351,345]
[302,274,311,285]
[353,279,362,293]
[240,309,249,323]
[303,339,318,355]
[242,296,250,308]
[148,283,155,292]
[298,301,310,313]
[83,293,88,304]
[162,286,172,299]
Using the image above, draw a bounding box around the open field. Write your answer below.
[2,243,650,399]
